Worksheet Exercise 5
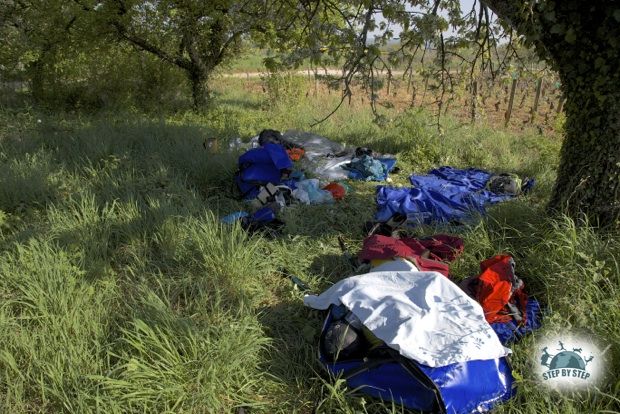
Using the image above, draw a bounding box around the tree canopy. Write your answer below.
[1,0,618,226]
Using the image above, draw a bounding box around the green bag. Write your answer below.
[487,173,522,195]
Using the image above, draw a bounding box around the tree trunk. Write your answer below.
[482,0,620,228]
[549,74,620,227]
[189,69,210,110]
[29,58,46,104]
[29,45,55,104]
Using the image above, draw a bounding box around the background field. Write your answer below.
[0,76,618,413]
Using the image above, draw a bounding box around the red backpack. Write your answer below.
[474,255,528,324]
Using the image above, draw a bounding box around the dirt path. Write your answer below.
[223,68,407,78]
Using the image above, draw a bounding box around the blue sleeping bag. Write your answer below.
[236,143,293,199]
[375,167,515,224]
[320,307,515,413]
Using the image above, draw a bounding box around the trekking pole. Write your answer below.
[338,235,359,269]
[278,268,311,292]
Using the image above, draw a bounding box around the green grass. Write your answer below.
[0,78,618,413]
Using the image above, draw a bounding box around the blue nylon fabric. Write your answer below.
[335,361,439,412]
[236,143,293,199]
[240,164,281,184]
[236,179,261,199]
[320,307,514,413]
[324,357,514,414]
[420,358,514,414]
[221,211,249,224]
[491,299,542,344]
[238,147,272,165]
[252,207,276,222]
[264,143,294,170]
[375,167,514,224]
[238,143,292,170]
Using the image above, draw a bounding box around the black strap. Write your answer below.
[394,353,447,414]
[341,348,447,414]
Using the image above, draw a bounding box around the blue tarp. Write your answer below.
[221,207,276,225]
[491,299,543,344]
[375,166,514,224]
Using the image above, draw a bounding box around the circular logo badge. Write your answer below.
[534,334,609,390]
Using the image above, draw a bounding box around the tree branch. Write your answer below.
[481,0,534,34]
[109,0,192,71]
[114,23,192,71]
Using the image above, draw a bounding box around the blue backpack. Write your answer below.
[235,143,293,199]
[319,305,515,414]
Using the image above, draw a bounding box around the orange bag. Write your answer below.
[323,182,346,200]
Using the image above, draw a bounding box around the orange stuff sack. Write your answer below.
[323,182,346,200]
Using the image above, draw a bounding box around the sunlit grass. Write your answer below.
[0,80,617,413]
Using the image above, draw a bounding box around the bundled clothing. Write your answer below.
[303,237,542,412]
[375,166,532,225]
[359,234,465,263]
[343,155,392,181]
[292,179,334,204]
[475,255,528,324]
[358,234,464,277]
[323,182,347,200]
[233,133,298,237]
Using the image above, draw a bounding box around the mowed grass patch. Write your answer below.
[0,81,618,413]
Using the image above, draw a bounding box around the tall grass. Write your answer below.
[0,79,617,413]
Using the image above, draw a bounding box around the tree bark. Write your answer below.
[29,44,55,104]
[542,3,620,228]
[484,0,620,227]
[549,73,620,227]
[188,68,210,110]
[29,57,46,104]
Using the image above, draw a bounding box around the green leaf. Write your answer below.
[564,28,577,44]
[614,9,620,22]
